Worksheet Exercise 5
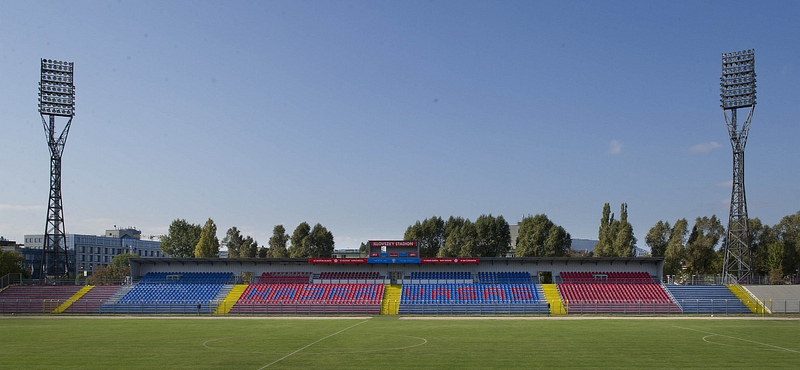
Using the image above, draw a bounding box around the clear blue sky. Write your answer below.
[2,1,798,250]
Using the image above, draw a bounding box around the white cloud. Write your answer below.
[716,180,733,188]
[608,140,623,155]
[689,141,722,154]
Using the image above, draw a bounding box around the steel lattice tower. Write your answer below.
[720,50,756,284]
[37,58,75,279]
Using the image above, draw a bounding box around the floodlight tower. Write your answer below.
[37,58,75,279]
[720,49,756,284]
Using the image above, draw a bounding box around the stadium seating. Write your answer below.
[557,283,680,314]
[664,285,751,314]
[559,271,654,284]
[64,286,122,314]
[137,272,232,284]
[257,272,312,284]
[96,272,233,314]
[229,284,384,314]
[0,285,83,314]
[318,271,380,280]
[398,284,550,314]
[477,271,531,284]
[406,271,473,284]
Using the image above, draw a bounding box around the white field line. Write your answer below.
[673,325,800,354]
[256,319,370,369]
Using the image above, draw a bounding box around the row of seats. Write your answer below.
[64,286,122,314]
[318,272,380,280]
[398,284,549,315]
[0,285,83,313]
[477,272,531,284]
[560,271,653,284]
[410,271,471,280]
[238,284,384,303]
[664,285,751,313]
[117,283,225,304]
[257,272,312,284]
[558,283,681,314]
[230,284,384,315]
[138,272,232,284]
[558,283,672,303]
[401,284,541,303]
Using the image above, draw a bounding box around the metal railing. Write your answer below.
[1,273,23,291]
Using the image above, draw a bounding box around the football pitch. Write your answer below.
[1,316,798,369]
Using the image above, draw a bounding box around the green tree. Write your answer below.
[111,253,136,271]
[684,216,724,275]
[663,218,688,276]
[0,250,26,277]
[194,218,220,258]
[359,242,369,257]
[439,218,477,257]
[404,216,445,258]
[307,223,335,257]
[515,214,571,257]
[241,236,258,258]
[289,222,311,258]
[595,203,636,257]
[221,227,245,258]
[646,220,671,257]
[613,204,637,257]
[747,218,773,276]
[767,241,785,284]
[268,225,289,258]
[160,219,201,258]
[772,211,800,277]
[86,254,135,285]
[475,214,512,257]
[594,203,616,257]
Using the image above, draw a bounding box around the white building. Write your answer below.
[24,227,163,275]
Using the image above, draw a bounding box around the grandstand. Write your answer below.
[96,272,232,314]
[663,285,751,314]
[229,283,383,314]
[0,285,82,313]
[2,254,794,316]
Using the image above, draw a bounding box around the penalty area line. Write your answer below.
[256,319,370,369]
[673,325,800,354]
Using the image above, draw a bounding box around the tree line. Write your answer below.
[402,213,575,258]
[646,211,800,283]
[155,207,800,284]
[159,219,334,258]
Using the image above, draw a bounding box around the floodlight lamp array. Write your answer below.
[39,58,75,117]
[720,49,756,110]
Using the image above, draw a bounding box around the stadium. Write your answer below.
[2,240,798,316]
[3,240,800,369]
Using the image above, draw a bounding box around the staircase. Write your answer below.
[541,284,566,315]
[728,285,769,314]
[380,285,401,315]
[214,284,247,315]
[52,286,93,313]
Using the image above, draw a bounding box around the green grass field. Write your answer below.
[1,316,799,369]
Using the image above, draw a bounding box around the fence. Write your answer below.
[663,274,800,285]
[1,273,23,290]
